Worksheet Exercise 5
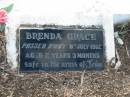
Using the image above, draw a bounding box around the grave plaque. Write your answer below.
[19,27,104,72]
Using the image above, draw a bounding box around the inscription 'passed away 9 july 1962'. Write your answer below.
[19,28,104,72]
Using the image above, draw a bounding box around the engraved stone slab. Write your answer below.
[19,28,104,72]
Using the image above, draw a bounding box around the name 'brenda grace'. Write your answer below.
[25,32,96,41]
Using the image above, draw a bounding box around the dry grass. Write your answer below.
[0,68,130,97]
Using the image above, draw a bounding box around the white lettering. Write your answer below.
[22,43,46,49]
[67,33,96,41]
[26,32,32,39]
[25,32,62,41]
